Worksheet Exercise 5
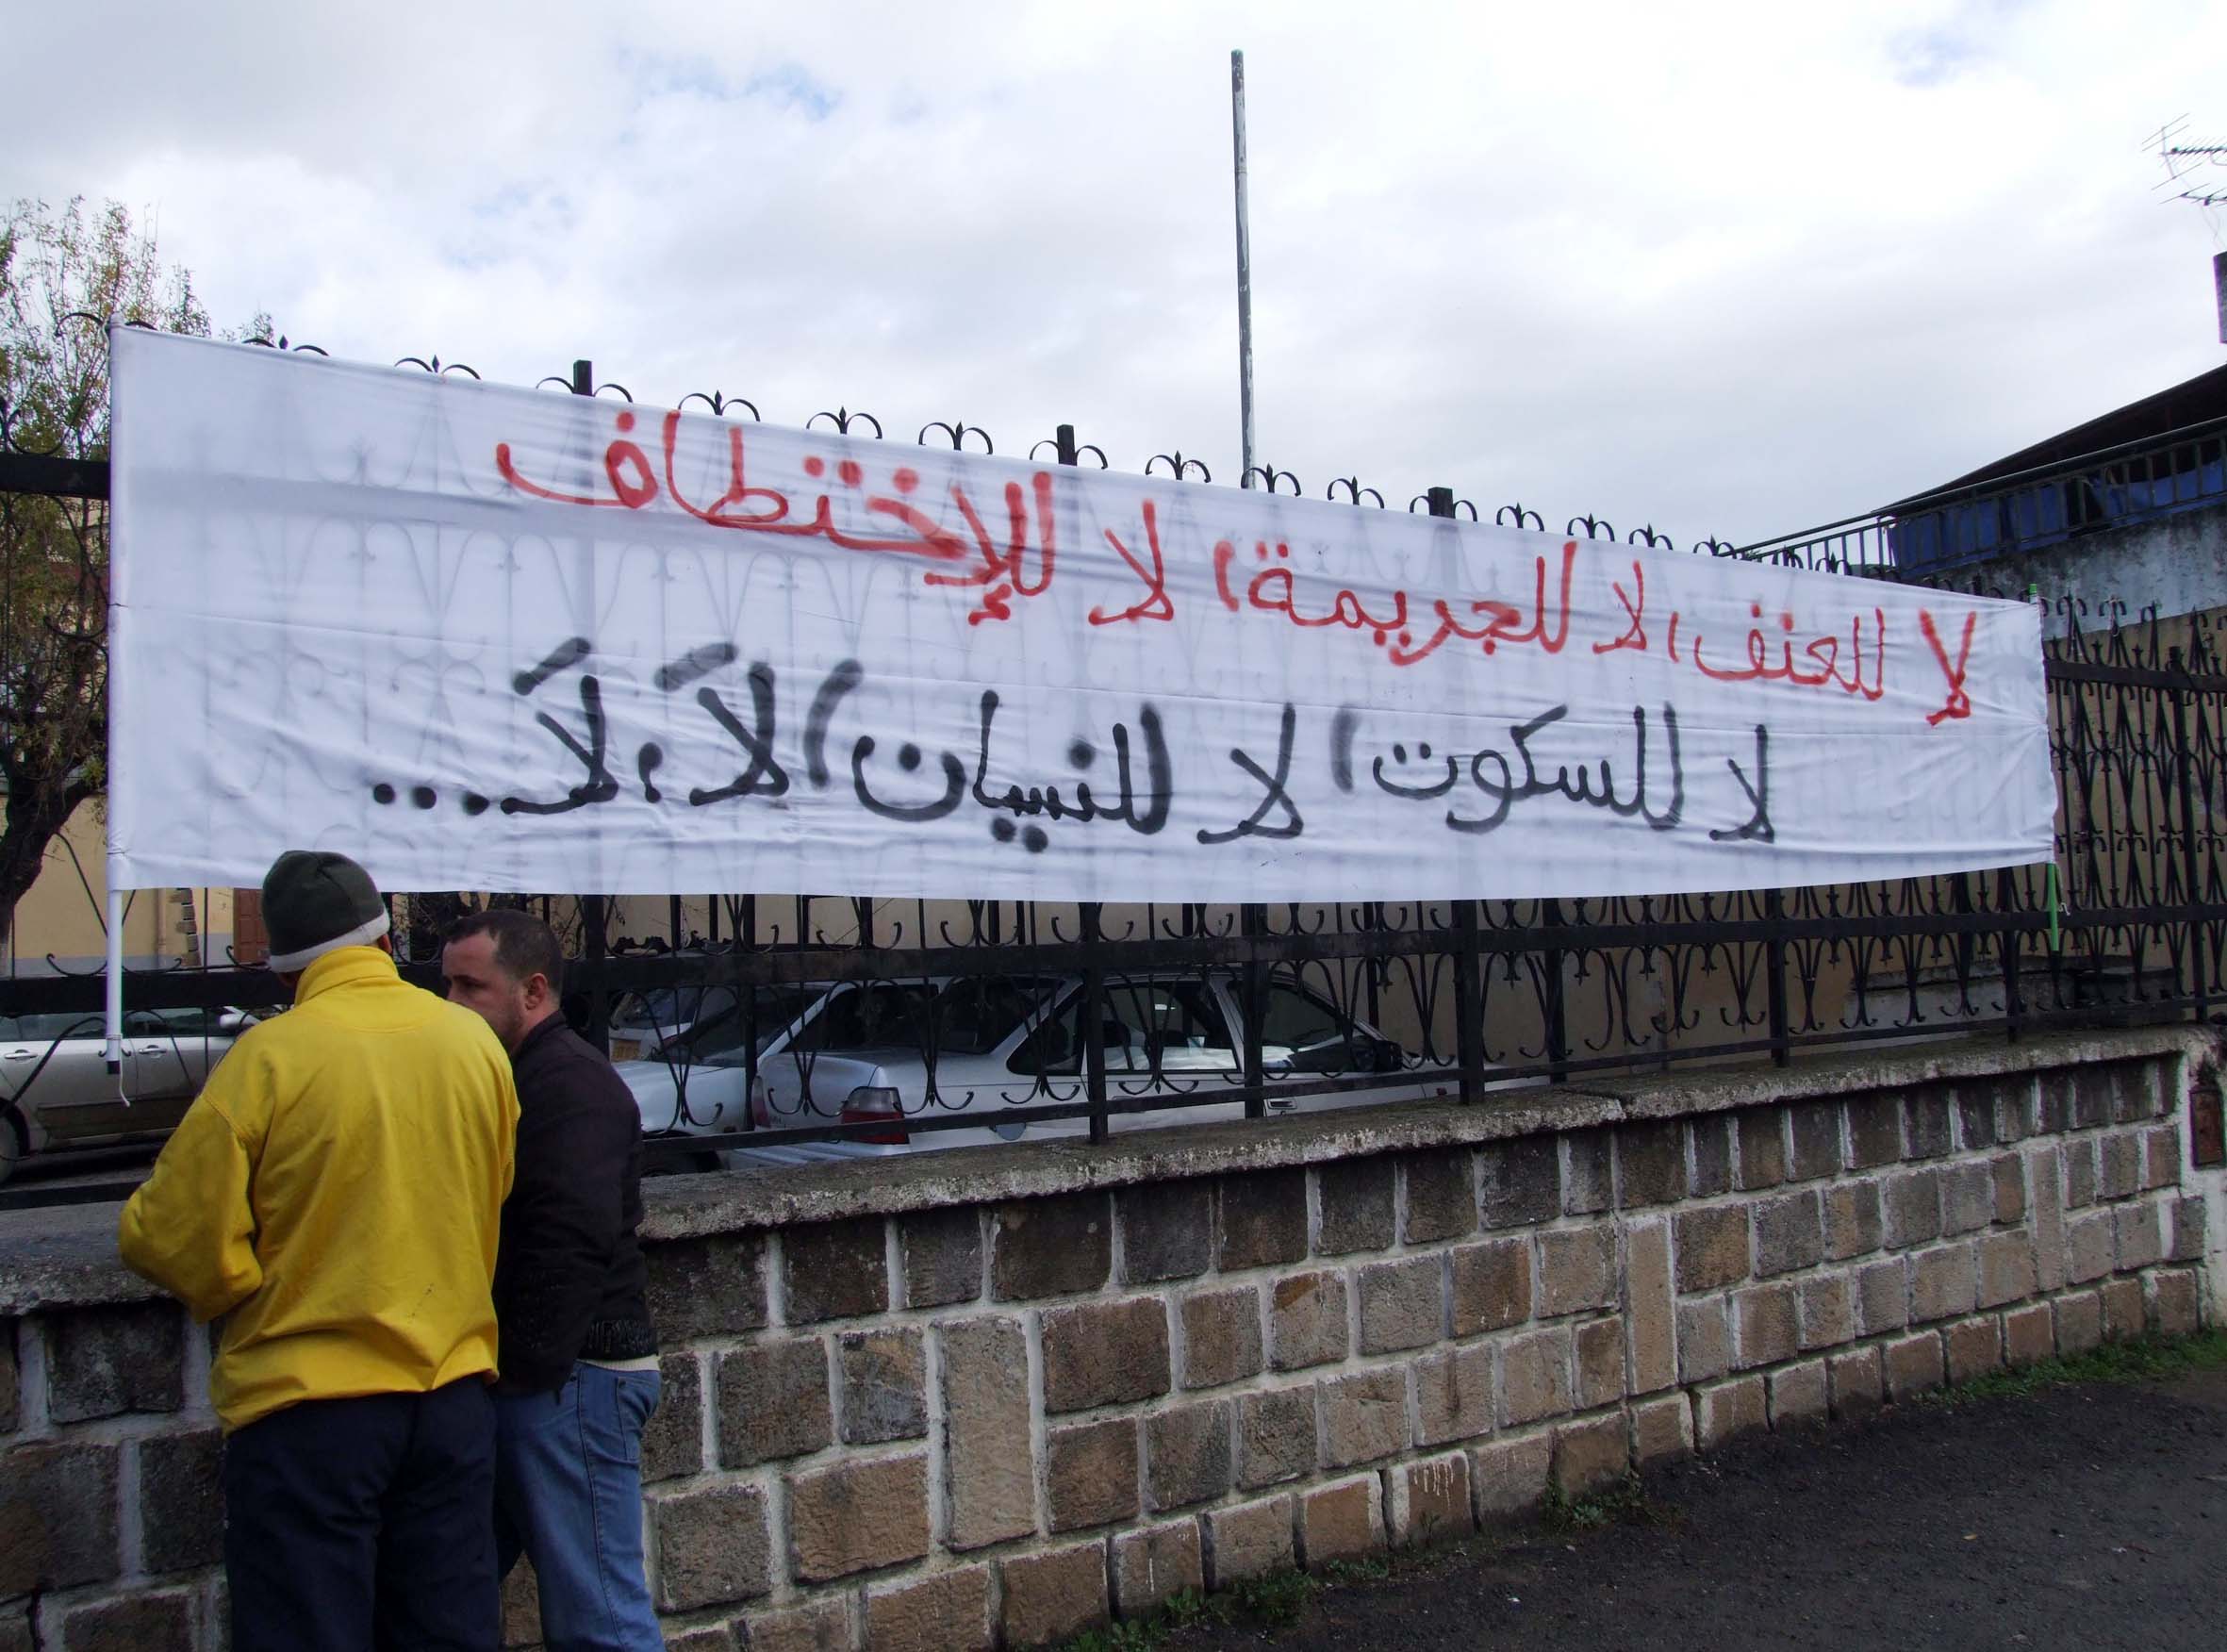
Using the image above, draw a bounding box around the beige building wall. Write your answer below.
[4,801,234,976]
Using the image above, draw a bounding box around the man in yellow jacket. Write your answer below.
[120,851,519,1652]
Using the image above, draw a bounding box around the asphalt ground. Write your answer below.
[1178,1350,2227,1652]
[0,1143,157,1212]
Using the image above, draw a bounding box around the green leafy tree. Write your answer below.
[0,198,245,952]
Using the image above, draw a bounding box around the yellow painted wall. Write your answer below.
[5,801,234,974]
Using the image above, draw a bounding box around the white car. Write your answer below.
[726,970,1451,1166]
[619,976,974,1138]
[618,982,828,1140]
[605,982,743,1064]
[0,1005,259,1183]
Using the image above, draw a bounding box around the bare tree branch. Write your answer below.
[1,197,239,950]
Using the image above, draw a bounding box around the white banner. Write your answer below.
[107,328,2054,901]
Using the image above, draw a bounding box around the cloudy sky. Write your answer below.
[8,0,2224,546]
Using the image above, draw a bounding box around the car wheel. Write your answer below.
[0,1108,25,1187]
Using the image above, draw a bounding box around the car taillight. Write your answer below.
[840,1085,910,1146]
[750,1076,770,1129]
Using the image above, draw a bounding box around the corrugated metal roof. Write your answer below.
[1886,361,2227,511]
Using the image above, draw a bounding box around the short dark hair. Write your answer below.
[444,907,566,992]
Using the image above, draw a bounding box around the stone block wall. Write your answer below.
[0,1285,226,1650]
[1,1028,2219,1651]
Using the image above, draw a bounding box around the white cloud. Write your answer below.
[7,0,2224,544]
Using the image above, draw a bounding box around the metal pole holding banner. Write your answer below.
[1231,49,1257,488]
[104,890,125,1078]
[103,320,126,1079]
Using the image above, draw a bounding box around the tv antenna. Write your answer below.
[2149,118,2227,342]
[2150,116,2227,226]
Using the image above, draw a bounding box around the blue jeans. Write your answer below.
[494,1364,663,1652]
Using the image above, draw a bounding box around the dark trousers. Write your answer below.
[223,1379,499,1652]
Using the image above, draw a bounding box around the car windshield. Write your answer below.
[612,984,737,1035]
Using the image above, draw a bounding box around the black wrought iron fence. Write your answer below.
[552,595,2225,1167]
[3,340,2224,1187]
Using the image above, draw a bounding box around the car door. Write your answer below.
[1225,975,1441,1111]
[120,1008,219,1136]
[0,1014,42,1113]
[1248,980,1370,1075]
[1103,977,1240,1085]
[3,1012,111,1110]
[10,1012,131,1145]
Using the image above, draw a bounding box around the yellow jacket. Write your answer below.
[119,947,519,1431]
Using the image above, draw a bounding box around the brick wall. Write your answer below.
[2,1028,2220,1652]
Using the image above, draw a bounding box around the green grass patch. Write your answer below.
[1155,1589,1220,1631]
[1926,1327,2227,1409]
[1064,1617,1170,1652]
[1541,1471,1659,1534]
[1226,1566,1317,1628]
[1058,1578,1290,1652]
[1314,1555,1394,1588]
[1058,1558,1364,1650]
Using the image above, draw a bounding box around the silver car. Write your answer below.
[730,970,1450,1166]
[0,1005,254,1183]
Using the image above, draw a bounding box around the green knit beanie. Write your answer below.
[262,850,389,972]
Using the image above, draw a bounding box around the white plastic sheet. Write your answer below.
[107,328,2054,900]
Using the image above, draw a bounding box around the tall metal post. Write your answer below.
[1051,421,1110,1143]
[1241,901,1266,1119]
[1763,888,1790,1068]
[1081,901,1109,1145]
[2169,647,2207,1019]
[1231,53,1266,1099]
[1230,50,1257,488]
[1996,865,2023,1044]
[570,357,611,1052]
[1429,487,1485,1103]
